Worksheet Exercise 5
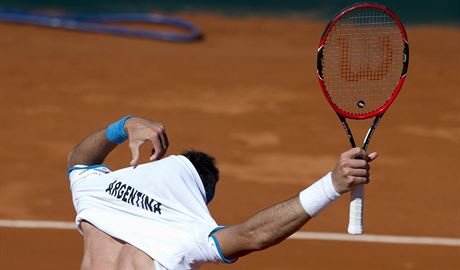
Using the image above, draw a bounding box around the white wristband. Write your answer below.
[299,172,341,217]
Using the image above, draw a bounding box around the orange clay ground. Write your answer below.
[0,14,459,270]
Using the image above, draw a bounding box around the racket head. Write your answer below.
[317,3,409,120]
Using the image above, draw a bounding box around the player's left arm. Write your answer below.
[67,116,169,168]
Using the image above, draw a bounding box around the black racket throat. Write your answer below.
[337,113,383,151]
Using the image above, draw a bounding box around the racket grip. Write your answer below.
[348,184,364,234]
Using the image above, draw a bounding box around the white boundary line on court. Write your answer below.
[289,231,460,247]
[1,219,459,247]
[0,219,76,230]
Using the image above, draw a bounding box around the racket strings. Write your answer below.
[322,8,404,115]
[337,37,393,81]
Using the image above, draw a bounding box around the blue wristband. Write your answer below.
[106,115,133,144]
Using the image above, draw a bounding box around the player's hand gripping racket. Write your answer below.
[317,3,409,234]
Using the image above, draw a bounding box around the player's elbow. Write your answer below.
[67,147,83,168]
[253,231,281,251]
[67,148,77,168]
[239,226,276,252]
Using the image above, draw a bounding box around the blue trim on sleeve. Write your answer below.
[209,226,238,264]
[209,226,228,235]
[67,164,111,176]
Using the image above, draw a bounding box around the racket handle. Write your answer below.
[348,184,364,234]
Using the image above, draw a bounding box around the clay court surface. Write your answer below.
[0,13,459,269]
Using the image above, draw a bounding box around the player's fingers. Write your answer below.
[341,147,366,159]
[158,127,169,151]
[351,176,370,185]
[347,159,369,169]
[149,135,165,161]
[367,152,378,162]
[150,144,165,160]
[148,124,168,159]
[348,168,369,177]
[162,130,169,149]
[355,149,370,160]
[129,142,141,166]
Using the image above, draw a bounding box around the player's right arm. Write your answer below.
[213,148,378,260]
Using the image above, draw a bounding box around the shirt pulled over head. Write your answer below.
[69,155,228,269]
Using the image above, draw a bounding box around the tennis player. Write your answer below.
[68,115,377,270]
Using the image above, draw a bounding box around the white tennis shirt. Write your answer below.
[68,155,235,269]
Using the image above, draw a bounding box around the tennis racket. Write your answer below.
[317,3,409,234]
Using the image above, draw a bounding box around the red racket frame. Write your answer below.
[317,3,409,120]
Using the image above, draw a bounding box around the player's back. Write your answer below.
[79,221,156,270]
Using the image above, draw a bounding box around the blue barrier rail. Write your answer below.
[0,8,203,42]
